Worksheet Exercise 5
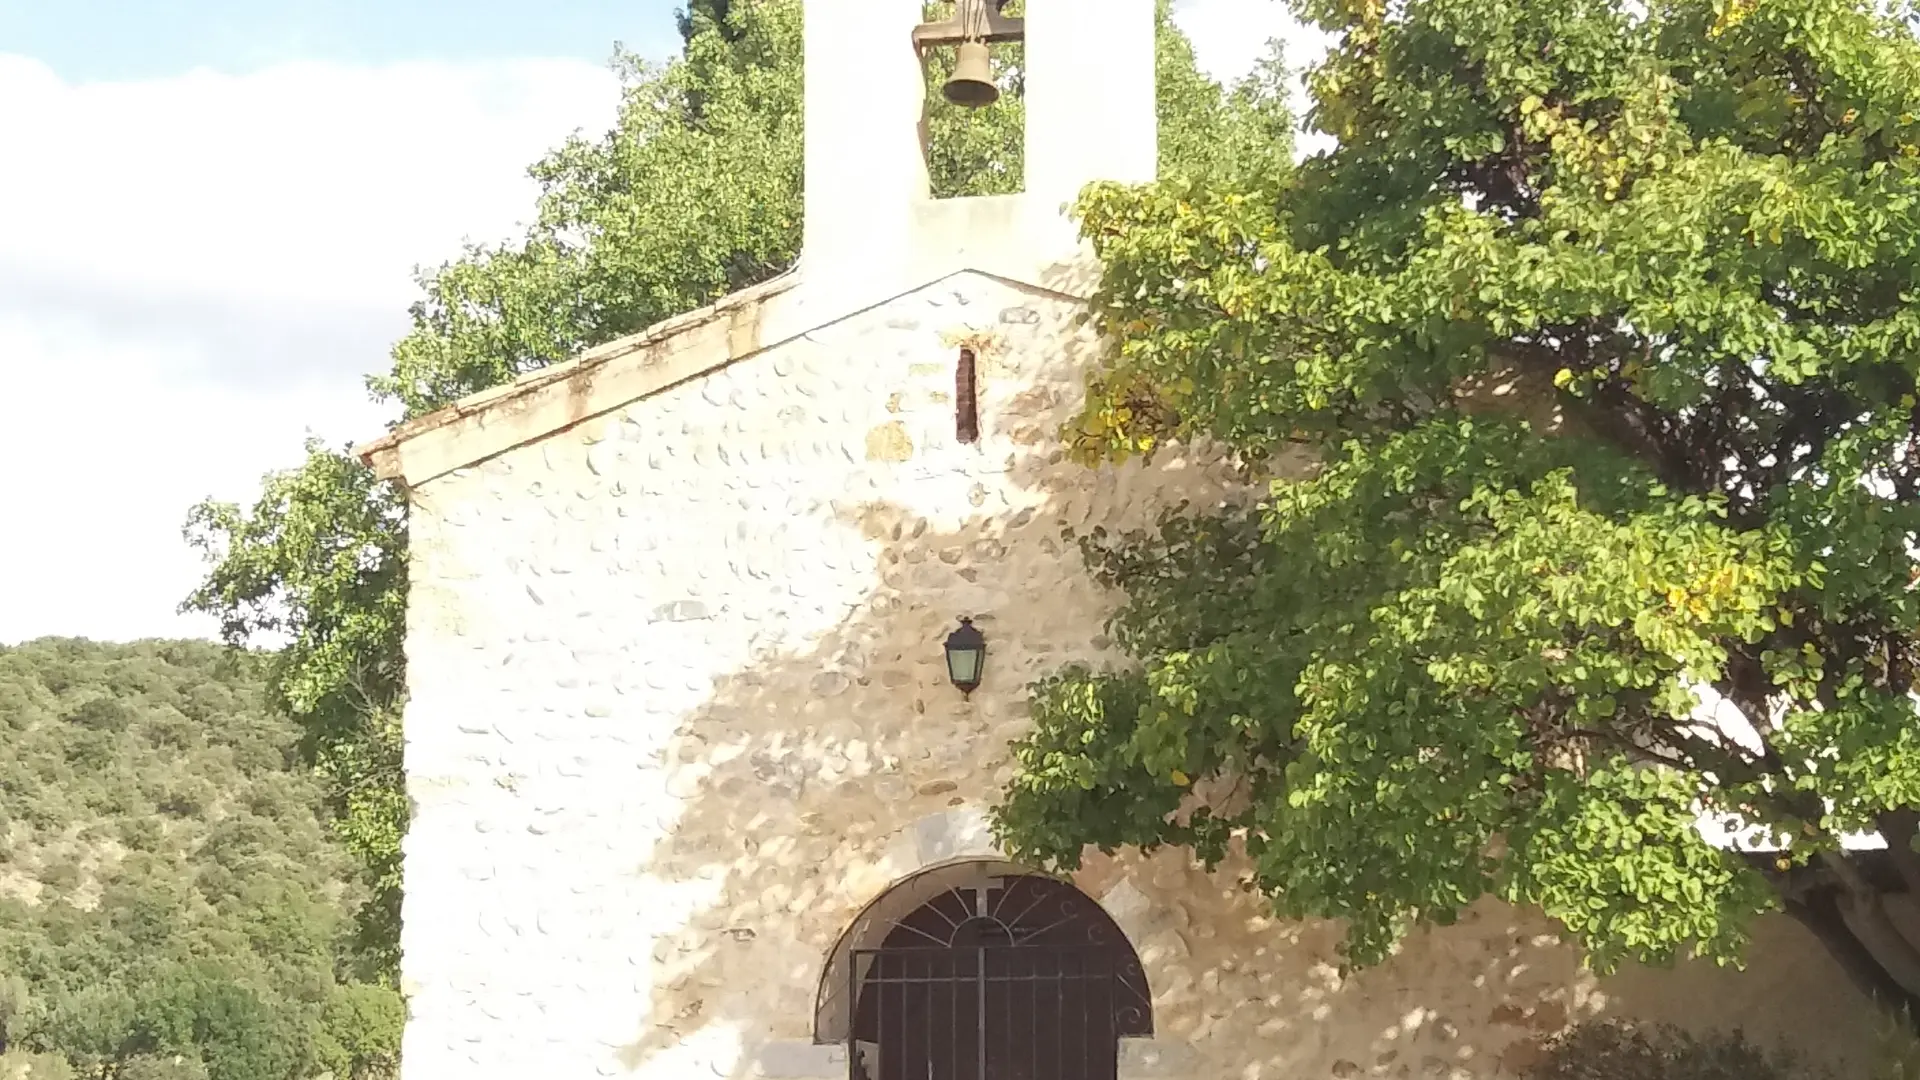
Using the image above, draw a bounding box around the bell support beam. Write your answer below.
[911,12,1025,48]
[912,0,1024,48]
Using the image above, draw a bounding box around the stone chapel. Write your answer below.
[355,1,1879,1077]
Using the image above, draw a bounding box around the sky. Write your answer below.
[0,0,1333,646]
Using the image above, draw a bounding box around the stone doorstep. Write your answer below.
[1118,1037,1198,1076]
[753,1040,844,1079]
[751,1037,1188,1078]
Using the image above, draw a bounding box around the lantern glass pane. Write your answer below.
[947,648,981,684]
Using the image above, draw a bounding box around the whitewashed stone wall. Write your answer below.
[396,270,1872,1080]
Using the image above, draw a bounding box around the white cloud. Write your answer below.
[0,55,617,315]
[0,54,619,644]
[0,312,379,645]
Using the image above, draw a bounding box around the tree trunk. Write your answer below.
[1783,885,1920,1026]
[1879,810,1920,897]
[1821,849,1920,994]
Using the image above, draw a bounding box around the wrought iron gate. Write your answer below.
[845,875,1150,1080]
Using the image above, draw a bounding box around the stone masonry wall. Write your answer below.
[396,270,1875,1080]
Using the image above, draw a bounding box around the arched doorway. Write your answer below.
[842,869,1151,1080]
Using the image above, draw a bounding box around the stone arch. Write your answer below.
[811,806,1156,1047]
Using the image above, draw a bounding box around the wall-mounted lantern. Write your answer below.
[944,616,987,698]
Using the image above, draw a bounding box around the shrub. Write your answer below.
[0,1050,73,1080]
[64,699,133,734]
[1868,1007,1920,1080]
[1528,1022,1821,1080]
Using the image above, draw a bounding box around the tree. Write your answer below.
[182,446,406,980]
[993,0,1920,1026]
[369,1,804,415]
[182,0,1292,982]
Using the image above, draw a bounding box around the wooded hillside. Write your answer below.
[0,638,400,1080]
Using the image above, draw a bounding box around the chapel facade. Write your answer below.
[356,2,1875,1077]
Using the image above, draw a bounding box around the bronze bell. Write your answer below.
[943,40,999,108]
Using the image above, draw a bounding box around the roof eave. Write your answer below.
[351,269,804,487]
[352,260,1099,490]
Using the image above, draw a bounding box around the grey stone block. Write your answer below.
[650,600,712,623]
[913,806,1003,866]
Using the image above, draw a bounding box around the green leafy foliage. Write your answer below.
[995,0,1920,1020]
[182,443,406,981]
[0,639,399,1080]
[181,0,1294,990]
